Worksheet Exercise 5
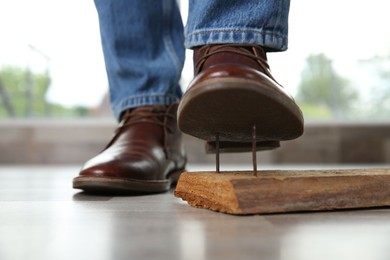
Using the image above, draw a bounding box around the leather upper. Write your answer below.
[189,44,296,103]
[194,44,273,78]
[79,103,186,181]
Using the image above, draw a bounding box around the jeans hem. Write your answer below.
[185,28,288,51]
[112,93,181,121]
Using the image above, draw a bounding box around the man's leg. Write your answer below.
[95,0,185,120]
[178,0,303,163]
[73,0,186,193]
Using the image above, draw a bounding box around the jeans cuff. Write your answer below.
[112,94,181,121]
[185,28,288,51]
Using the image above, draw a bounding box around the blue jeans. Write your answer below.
[94,0,290,120]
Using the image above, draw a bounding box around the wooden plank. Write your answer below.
[174,168,390,215]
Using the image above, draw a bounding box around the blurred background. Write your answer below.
[1,0,390,166]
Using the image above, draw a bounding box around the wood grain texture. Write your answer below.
[174,168,390,215]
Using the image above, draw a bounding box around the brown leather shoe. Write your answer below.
[177,44,304,152]
[73,103,186,193]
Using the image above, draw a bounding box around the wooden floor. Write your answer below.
[1,164,390,260]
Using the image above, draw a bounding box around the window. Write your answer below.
[1,0,389,120]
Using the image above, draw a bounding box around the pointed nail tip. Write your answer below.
[252,123,258,176]
[216,132,220,173]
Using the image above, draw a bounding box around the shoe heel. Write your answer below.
[205,140,279,154]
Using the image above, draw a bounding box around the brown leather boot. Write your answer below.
[73,103,186,193]
[177,44,304,153]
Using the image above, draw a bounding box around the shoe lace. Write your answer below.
[195,44,270,75]
[101,106,176,153]
[118,106,175,134]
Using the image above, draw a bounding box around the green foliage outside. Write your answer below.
[295,53,359,120]
[359,54,390,119]
[296,103,332,119]
[0,66,88,118]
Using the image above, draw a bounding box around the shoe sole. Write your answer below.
[72,169,184,194]
[178,77,304,146]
